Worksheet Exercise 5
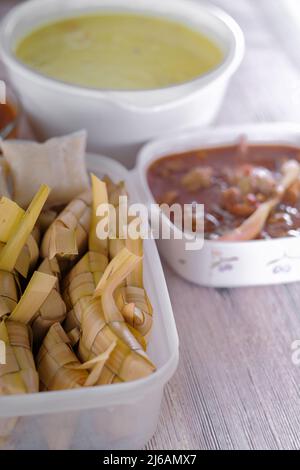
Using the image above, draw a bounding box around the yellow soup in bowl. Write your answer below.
[15,13,223,90]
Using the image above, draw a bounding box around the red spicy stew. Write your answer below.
[147,142,300,240]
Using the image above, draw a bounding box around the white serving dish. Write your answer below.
[0,0,244,166]
[136,123,300,288]
[0,154,179,450]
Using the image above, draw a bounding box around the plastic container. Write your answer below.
[0,154,179,450]
[136,123,300,287]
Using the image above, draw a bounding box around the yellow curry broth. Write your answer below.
[16,13,223,90]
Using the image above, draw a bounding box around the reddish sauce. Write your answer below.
[0,102,17,139]
[147,144,300,239]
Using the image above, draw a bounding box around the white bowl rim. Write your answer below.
[0,0,245,104]
[136,121,300,248]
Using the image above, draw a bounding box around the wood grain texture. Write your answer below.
[147,0,300,450]
[1,0,300,451]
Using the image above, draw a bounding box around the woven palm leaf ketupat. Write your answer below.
[37,209,59,234]
[0,321,36,440]
[37,322,89,391]
[40,190,92,265]
[0,270,56,444]
[9,271,57,325]
[115,224,153,339]
[0,270,20,320]
[0,198,24,243]
[103,176,127,260]
[0,269,66,446]
[0,199,41,279]
[7,269,58,354]
[88,174,109,256]
[78,296,155,383]
[0,185,50,273]
[0,321,38,396]
[96,365,122,385]
[15,226,41,278]
[63,176,149,346]
[63,175,109,337]
[93,247,148,356]
[0,185,50,318]
[63,251,108,337]
[37,325,116,451]
[30,258,67,348]
[0,320,38,446]
[0,170,156,413]
[37,322,116,391]
[77,247,155,383]
[115,286,153,339]
[0,271,57,394]
[102,178,153,338]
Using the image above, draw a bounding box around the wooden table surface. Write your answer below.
[1,0,300,451]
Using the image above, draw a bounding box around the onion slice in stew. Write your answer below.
[219,160,300,241]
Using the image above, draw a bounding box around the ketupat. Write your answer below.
[62,174,155,383]
[0,171,156,402]
[62,175,109,337]
[0,185,50,272]
[30,258,67,348]
[62,176,150,349]
[0,320,38,446]
[90,176,153,343]
[0,271,20,319]
[0,197,24,242]
[0,185,50,317]
[0,270,57,444]
[37,209,59,234]
[37,322,91,390]
[40,190,92,264]
[37,322,116,391]
[78,247,155,383]
[115,285,153,339]
[0,197,41,278]
[64,177,155,383]
[115,225,153,340]
[104,175,127,260]
[78,296,155,383]
[15,226,41,278]
[100,178,153,339]
[0,321,39,447]
[0,272,57,384]
[37,323,116,451]
[0,198,41,279]
[0,134,158,449]
[63,251,108,338]
[93,247,148,356]
[0,321,38,396]
[9,271,57,325]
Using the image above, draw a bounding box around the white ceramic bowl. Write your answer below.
[0,0,244,166]
[136,123,300,288]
